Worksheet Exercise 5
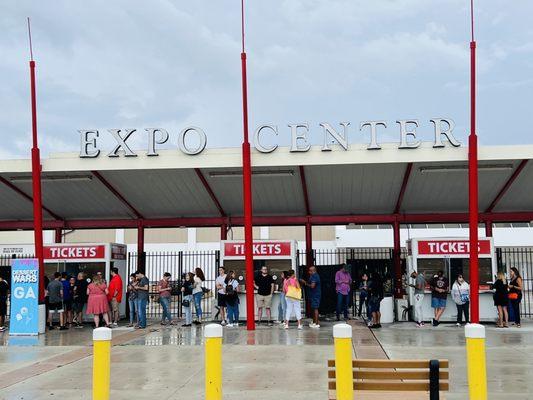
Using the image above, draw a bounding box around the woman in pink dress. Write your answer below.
[86,273,111,328]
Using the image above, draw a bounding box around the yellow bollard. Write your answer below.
[93,327,112,400]
[333,323,353,400]
[465,323,487,400]
[205,323,223,400]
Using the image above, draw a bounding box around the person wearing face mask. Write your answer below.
[451,274,470,326]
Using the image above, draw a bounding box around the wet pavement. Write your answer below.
[0,319,532,399]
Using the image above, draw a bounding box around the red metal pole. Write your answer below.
[484,221,493,238]
[54,228,62,243]
[393,220,403,298]
[29,58,45,303]
[220,223,228,241]
[468,4,479,322]
[240,0,255,331]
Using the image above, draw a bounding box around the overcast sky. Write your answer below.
[1,0,532,159]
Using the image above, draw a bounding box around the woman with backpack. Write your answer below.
[192,267,205,324]
[224,270,240,327]
[451,274,470,326]
[283,269,303,330]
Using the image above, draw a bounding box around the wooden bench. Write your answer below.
[327,359,449,400]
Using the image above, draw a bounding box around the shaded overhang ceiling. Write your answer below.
[0,143,532,228]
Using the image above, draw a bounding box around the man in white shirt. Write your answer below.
[215,267,228,325]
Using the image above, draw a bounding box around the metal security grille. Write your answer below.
[127,251,219,320]
[298,248,402,319]
[497,247,533,318]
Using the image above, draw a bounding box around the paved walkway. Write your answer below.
[0,320,532,399]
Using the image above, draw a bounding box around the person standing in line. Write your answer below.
[47,272,67,330]
[409,271,426,327]
[276,271,287,324]
[135,270,150,329]
[60,273,74,328]
[192,267,205,324]
[107,267,123,327]
[215,267,228,325]
[254,266,275,325]
[451,274,470,326]
[86,273,111,328]
[126,273,138,327]
[368,272,384,329]
[493,271,509,328]
[73,272,88,328]
[358,273,369,319]
[430,270,448,327]
[181,272,194,327]
[181,272,194,326]
[0,276,9,332]
[508,267,523,328]
[301,266,321,328]
[335,264,351,321]
[158,272,173,325]
[283,270,303,330]
[224,270,240,327]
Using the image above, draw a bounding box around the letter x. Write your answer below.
[108,129,137,157]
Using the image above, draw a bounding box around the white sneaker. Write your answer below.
[456,323,461,327]
[112,322,118,327]
[221,320,227,326]
[226,323,233,328]
[297,324,303,330]
[311,324,320,329]
[309,323,316,328]
[283,323,289,329]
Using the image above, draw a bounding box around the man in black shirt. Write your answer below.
[73,272,88,327]
[254,266,274,325]
[0,276,9,331]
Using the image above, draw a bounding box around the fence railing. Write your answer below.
[127,251,220,320]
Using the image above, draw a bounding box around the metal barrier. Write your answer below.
[497,247,533,318]
[128,251,220,320]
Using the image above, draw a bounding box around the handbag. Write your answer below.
[508,292,519,300]
[182,299,190,307]
[286,285,302,300]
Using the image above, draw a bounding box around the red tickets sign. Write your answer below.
[224,242,292,257]
[44,245,106,260]
[417,240,491,256]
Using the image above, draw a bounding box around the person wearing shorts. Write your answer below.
[430,270,448,327]
[301,266,322,328]
[215,267,228,325]
[46,272,67,330]
[254,266,274,325]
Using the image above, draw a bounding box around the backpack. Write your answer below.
[225,280,236,297]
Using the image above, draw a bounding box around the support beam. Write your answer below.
[91,171,144,219]
[54,228,62,243]
[299,166,311,215]
[137,223,145,274]
[484,220,493,237]
[305,221,313,317]
[394,163,413,214]
[392,221,403,298]
[485,160,528,213]
[221,223,228,240]
[195,168,226,217]
[0,176,62,220]
[3,211,533,231]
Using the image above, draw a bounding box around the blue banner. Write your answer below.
[9,259,39,336]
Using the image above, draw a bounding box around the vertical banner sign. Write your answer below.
[9,259,39,335]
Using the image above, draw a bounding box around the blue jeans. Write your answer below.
[160,296,171,322]
[278,292,286,322]
[136,298,147,328]
[128,298,136,325]
[183,295,192,325]
[193,292,203,320]
[336,292,349,319]
[227,303,239,324]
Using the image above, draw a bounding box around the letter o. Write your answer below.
[178,127,207,155]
